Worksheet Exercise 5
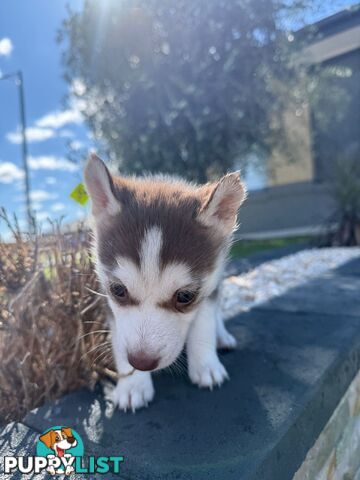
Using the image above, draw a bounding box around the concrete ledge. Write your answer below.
[1,258,360,479]
[293,370,360,479]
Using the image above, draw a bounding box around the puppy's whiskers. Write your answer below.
[91,348,113,368]
[81,341,111,360]
[85,286,108,298]
[78,330,110,341]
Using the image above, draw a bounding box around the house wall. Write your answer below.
[237,181,335,237]
[266,12,360,187]
[241,12,360,237]
[267,104,314,186]
[311,49,360,183]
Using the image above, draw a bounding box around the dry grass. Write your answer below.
[0,209,116,425]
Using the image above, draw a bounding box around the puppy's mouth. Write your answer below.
[55,446,65,457]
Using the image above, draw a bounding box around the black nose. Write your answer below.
[67,436,76,444]
[128,352,159,371]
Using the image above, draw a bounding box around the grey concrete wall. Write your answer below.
[238,181,336,236]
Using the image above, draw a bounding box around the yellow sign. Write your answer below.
[70,183,89,206]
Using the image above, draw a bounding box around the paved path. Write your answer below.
[1,257,360,480]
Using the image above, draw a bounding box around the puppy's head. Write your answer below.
[39,428,77,455]
[85,154,246,372]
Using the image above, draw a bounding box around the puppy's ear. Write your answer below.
[39,431,54,449]
[84,153,121,217]
[198,172,246,233]
[61,427,72,438]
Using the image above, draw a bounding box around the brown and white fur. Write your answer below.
[84,153,246,412]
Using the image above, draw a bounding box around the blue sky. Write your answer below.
[0,0,90,238]
[0,0,357,238]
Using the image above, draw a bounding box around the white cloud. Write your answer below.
[7,127,54,144]
[45,176,57,185]
[30,190,57,202]
[59,129,75,139]
[69,140,86,150]
[29,155,79,172]
[51,202,66,212]
[71,78,87,96]
[36,109,82,129]
[0,162,24,183]
[0,38,13,57]
[6,97,83,144]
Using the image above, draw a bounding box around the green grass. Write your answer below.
[230,236,311,258]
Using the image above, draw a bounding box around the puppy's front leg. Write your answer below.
[110,370,155,413]
[187,298,229,389]
[110,328,155,412]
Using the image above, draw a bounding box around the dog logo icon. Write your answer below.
[5,425,123,476]
[37,426,84,476]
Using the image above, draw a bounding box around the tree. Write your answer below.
[59,0,310,181]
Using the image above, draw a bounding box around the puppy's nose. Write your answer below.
[128,351,159,371]
[67,436,76,444]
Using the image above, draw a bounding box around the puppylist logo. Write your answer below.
[4,426,124,476]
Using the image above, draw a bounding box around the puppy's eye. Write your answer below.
[110,282,128,299]
[176,290,196,306]
[55,436,60,442]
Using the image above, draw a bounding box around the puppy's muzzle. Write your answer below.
[128,351,159,371]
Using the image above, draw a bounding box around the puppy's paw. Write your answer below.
[47,466,56,476]
[109,371,155,412]
[217,329,237,350]
[189,356,229,389]
[65,465,75,475]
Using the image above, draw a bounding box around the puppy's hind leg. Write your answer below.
[213,289,237,350]
[216,312,237,350]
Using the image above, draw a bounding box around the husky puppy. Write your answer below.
[84,153,246,411]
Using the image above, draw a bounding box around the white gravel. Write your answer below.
[222,247,360,319]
